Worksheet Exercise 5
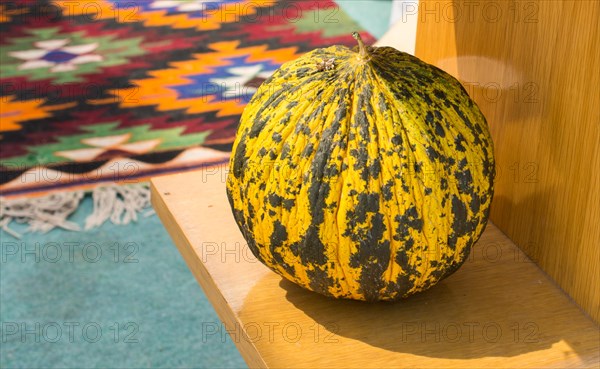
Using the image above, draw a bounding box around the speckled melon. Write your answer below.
[226,33,495,301]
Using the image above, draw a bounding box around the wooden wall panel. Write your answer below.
[415,0,599,323]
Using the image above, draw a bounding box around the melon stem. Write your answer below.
[352,32,370,60]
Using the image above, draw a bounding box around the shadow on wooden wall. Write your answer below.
[415,0,599,324]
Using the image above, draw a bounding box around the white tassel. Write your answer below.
[0,216,23,239]
[84,183,151,230]
[0,183,152,237]
[0,191,84,238]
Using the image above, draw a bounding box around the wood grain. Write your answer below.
[412,0,600,323]
[151,168,599,368]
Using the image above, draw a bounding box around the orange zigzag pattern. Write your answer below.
[55,0,274,31]
[109,41,300,117]
[0,96,75,132]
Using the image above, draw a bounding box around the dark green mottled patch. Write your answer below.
[426,111,434,124]
[394,205,423,241]
[448,195,469,250]
[434,121,445,137]
[280,143,291,159]
[381,179,394,201]
[455,169,473,192]
[270,220,288,248]
[307,268,335,297]
[454,134,466,152]
[350,212,391,301]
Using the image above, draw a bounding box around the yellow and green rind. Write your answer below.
[226,44,495,301]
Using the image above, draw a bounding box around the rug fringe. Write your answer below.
[85,184,153,230]
[0,183,152,239]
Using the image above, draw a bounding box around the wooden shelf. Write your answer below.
[151,167,599,368]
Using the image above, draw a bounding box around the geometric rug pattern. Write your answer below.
[0,0,374,196]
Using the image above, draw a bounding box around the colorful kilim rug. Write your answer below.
[0,0,375,197]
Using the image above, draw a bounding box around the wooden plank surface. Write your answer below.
[151,167,599,369]
[411,0,600,323]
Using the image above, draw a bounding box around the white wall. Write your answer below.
[386,0,419,55]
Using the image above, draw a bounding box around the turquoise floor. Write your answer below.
[1,198,247,368]
[0,3,391,368]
